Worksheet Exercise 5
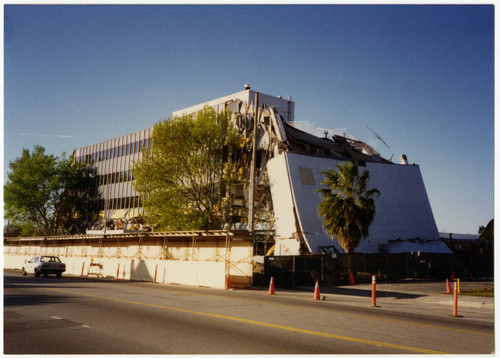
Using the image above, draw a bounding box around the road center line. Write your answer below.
[354,313,494,337]
[160,288,493,337]
[43,287,447,354]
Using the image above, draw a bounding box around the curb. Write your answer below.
[415,295,494,310]
[294,285,494,310]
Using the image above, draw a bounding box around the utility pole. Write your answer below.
[248,91,259,237]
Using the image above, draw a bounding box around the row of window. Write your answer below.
[97,170,135,185]
[100,196,142,211]
[77,138,152,164]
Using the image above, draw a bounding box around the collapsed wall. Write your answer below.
[268,152,448,254]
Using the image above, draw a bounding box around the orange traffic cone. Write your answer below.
[446,278,452,294]
[349,271,355,285]
[225,274,231,290]
[313,280,321,300]
[451,270,455,280]
[268,277,276,295]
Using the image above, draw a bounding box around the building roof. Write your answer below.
[283,121,393,163]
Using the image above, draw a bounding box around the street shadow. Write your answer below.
[320,286,425,299]
[4,293,72,307]
[3,269,137,290]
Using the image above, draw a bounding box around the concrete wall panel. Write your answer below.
[268,152,440,254]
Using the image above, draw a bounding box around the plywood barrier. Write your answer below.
[4,231,252,289]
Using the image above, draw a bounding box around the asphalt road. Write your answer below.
[4,270,494,354]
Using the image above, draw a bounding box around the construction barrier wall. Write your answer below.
[4,233,253,289]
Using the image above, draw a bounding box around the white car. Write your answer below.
[22,256,66,277]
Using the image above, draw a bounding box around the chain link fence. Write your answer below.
[262,252,488,288]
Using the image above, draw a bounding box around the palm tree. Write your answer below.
[317,161,380,253]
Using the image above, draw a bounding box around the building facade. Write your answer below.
[171,86,295,122]
[73,127,152,232]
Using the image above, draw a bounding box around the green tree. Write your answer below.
[133,106,241,231]
[316,161,380,253]
[4,145,99,236]
[54,160,100,234]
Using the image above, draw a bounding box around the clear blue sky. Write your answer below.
[4,4,494,235]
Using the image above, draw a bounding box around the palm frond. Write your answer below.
[317,161,380,253]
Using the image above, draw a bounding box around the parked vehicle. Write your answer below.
[22,256,66,277]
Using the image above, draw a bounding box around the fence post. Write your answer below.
[385,253,388,280]
[363,253,367,275]
[321,255,324,281]
[403,254,408,279]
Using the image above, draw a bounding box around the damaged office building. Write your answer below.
[74,86,450,255]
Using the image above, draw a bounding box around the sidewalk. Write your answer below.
[299,280,494,310]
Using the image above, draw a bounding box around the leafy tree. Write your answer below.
[133,106,241,230]
[316,161,380,253]
[54,160,100,234]
[4,145,99,236]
